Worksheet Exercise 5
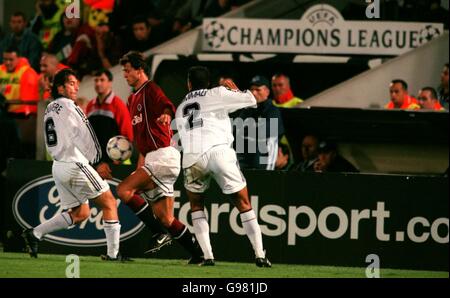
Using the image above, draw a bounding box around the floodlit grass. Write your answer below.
[0,252,447,278]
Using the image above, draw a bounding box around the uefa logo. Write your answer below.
[12,175,144,247]
[418,25,441,45]
[204,21,226,49]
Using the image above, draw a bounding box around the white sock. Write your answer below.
[240,210,265,258]
[191,210,214,260]
[104,221,121,258]
[33,212,73,240]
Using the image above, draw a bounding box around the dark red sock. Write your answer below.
[168,218,186,238]
[125,195,146,213]
[168,218,202,258]
[126,195,165,235]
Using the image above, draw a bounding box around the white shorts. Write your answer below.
[141,146,181,202]
[183,145,246,195]
[52,161,109,210]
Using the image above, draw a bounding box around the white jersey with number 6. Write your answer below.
[175,86,256,168]
[44,97,101,165]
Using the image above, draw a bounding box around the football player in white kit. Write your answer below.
[175,66,272,267]
[22,69,126,261]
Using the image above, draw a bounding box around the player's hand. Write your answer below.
[96,162,113,180]
[221,79,239,91]
[157,114,171,126]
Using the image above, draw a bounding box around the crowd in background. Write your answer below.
[0,0,449,177]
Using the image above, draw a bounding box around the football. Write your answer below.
[106,135,133,162]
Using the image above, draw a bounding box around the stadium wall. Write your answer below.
[3,159,448,271]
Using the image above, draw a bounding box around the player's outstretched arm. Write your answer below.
[220,78,239,91]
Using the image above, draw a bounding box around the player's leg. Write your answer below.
[92,189,123,260]
[116,169,170,249]
[187,190,215,265]
[72,162,126,261]
[22,163,90,257]
[231,187,271,267]
[184,162,215,264]
[150,196,203,263]
[212,146,271,267]
[22,203,89,258]
[144,147,203,263]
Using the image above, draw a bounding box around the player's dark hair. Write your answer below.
[95,68,113,81]
[445,63,449,69]
[391,79,408,91]
[120,51,150,76]
[51,68,78,99]
[420,87,438,99]
[188,66,210,91]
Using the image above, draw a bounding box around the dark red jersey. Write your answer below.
[127,80,176,155]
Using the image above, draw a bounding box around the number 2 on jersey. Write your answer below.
[45,118,58,147]
[183,102,203,130]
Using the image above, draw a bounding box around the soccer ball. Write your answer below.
[106,136,133,162]
[204,21,226,49]
[419,25,441,45]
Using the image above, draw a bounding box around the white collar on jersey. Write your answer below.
[134,80,151,95]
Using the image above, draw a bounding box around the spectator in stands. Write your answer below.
[0,46,39,116]
[0,12,42,72]
[417,87,445,111]
[235,75,284,170]
[38,53,68,99]
[95,22,123,69]
[293,134,319,172]
[147,0,185,33]
[275,142,294,171]
[271,73,303,108]
[31,0,66,50]
[204,0,232,17]
[48,14,98,77]
[86,69,133,178]
[126,16,164,53]
[83,0,115,29]
[438,63,449,110]
[110,0,156,42]
[385,79,420,110]
[422,0,449,29]
[173,0,210,35]
[314,140,359,173]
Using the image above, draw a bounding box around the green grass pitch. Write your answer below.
[0,252,447,278]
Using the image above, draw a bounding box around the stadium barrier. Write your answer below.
[3,159,448,271]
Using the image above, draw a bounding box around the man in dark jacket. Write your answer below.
[314,140,359,173]
[235,75,284,170]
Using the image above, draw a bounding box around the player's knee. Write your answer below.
[116,183,132,202]
[233,193,252,212]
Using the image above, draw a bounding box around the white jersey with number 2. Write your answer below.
[175,86,256,168]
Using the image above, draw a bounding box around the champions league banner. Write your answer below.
[202,4,444,56]
[3,159,448,271]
